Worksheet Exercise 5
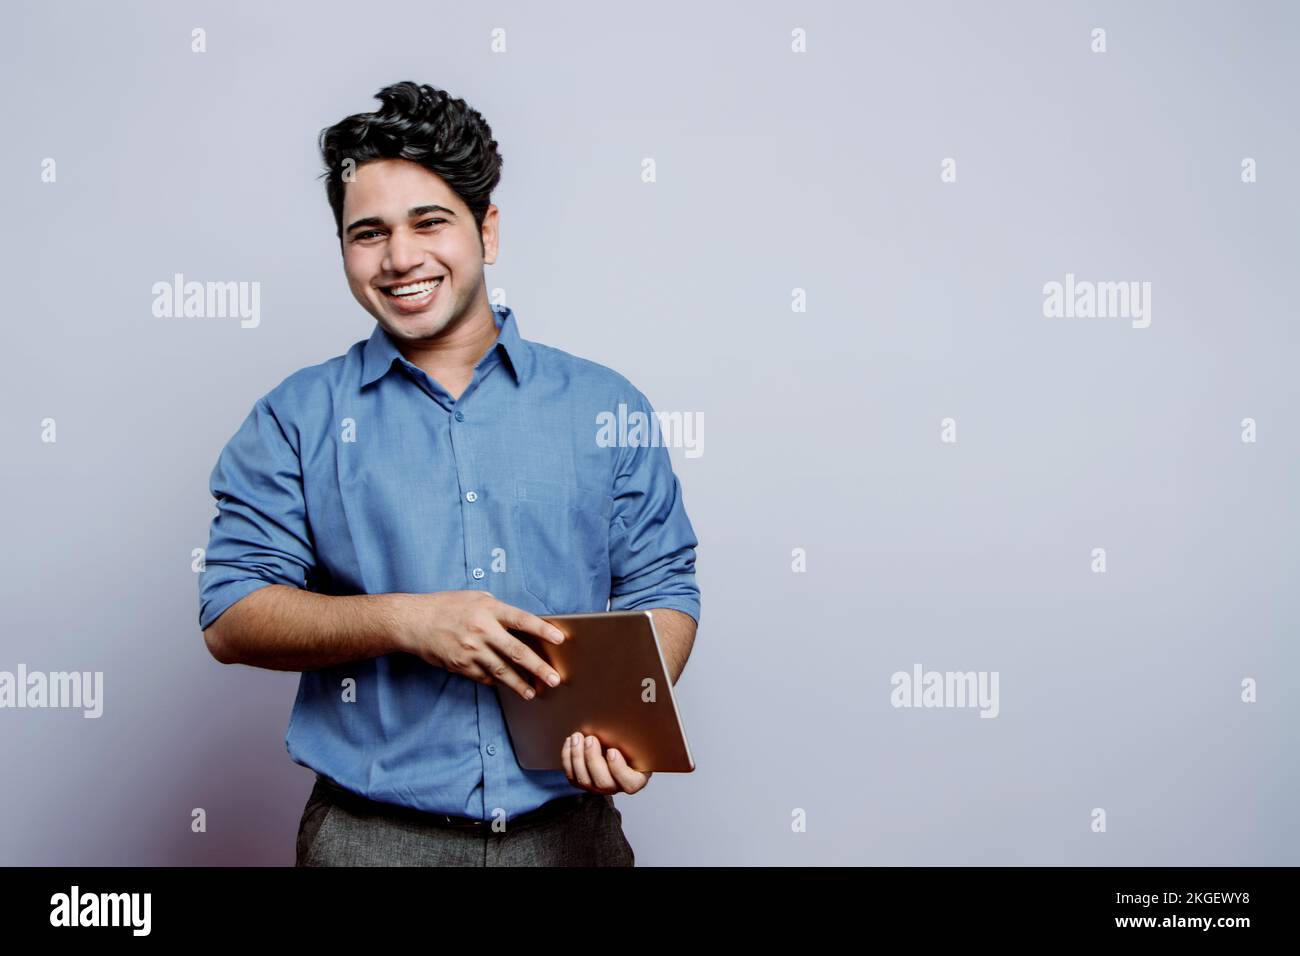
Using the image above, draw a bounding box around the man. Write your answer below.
[198,82,701,866]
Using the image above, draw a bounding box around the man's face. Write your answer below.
[340,158,498,342]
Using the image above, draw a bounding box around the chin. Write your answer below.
[381,311,448,340]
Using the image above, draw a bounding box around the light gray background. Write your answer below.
[2,0,1296,865]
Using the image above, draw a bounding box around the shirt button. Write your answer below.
[486,744,497,756]
[454,411,465,422]
[472,567,485,579]
[465,490,477,502]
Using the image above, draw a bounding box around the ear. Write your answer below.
[480,204,500,265]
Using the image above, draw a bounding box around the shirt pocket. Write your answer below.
[513,478,613,614]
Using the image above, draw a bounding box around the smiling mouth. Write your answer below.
[380,277,444,311]
[382,277,443,298]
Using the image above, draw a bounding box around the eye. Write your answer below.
[418,218,447,228]
[352,230,381,241]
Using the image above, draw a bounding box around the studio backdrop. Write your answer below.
[2,0,1296,865]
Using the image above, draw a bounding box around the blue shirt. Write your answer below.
[198,304,700,819]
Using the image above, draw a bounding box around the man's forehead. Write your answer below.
[344,160,459,211]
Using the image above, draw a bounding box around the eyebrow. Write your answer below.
[345,204,458,235]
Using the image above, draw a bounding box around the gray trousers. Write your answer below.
[296,775,636,866]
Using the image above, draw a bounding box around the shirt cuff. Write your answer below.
[198,577,277,631]
[611,595,700,627]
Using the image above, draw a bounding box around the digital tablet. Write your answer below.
[498,610,695,773]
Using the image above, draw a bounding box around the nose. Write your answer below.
[383,228,424,276]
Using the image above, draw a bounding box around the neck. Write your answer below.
[396,302,500,382]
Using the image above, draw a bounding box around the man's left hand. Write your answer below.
[561,731,652,795]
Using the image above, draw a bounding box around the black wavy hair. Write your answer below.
[318,82,503,247]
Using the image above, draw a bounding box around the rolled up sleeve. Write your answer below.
[198,397,317,630]
[607,389,701,625]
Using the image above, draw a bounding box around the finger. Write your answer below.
[477,648,538,701]
[561,733,576,782]
[455,660,490,684]
[606,748,650,794]
[498,603,567,646]
[583,735,618,793]
[488,622,562,690]
[569,732,593,789]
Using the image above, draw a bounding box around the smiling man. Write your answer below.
[197,82,701,867]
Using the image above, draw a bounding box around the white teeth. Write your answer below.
[387,278,442,296]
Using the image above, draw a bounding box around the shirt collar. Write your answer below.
[360,304,534,389]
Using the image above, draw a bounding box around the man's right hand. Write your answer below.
[393,591,566,700]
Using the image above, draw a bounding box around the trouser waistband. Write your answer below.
[314,773,589,831]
